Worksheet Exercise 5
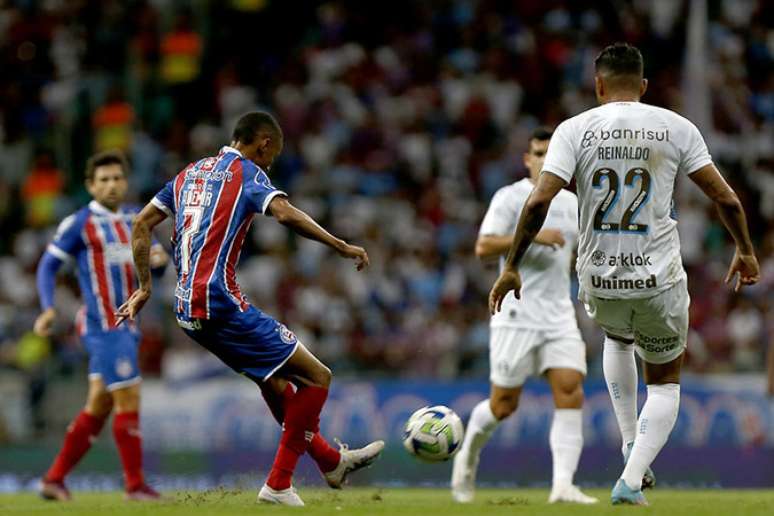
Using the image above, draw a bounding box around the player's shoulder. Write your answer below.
[54,206,90,238]
[491,179,530,202]
[638,103,696,127]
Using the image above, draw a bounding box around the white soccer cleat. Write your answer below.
[324,439,385,489]
[450,447,478,503]
[548,484,599,504]
[257,484,305,506]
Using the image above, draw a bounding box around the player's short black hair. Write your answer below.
[529,126,553,145]
[594,42,644,80]
[232,111,282,145]
[85,149,129,182]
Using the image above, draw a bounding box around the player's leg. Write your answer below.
[259,343,333,504]
[260,376,381,488]
[40,375,112,501]
[602,334,639,457]
[582,295,652,487]
[102,332,158,500]
[540,332,597,505]
[618,354,682,494]
[613,280,688,505]
[451,326,532,503]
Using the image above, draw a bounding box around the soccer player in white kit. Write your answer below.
[489,43,760,506]
[451,127,597,505]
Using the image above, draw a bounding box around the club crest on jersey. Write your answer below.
[115,358,134,378]
[278,324,297,344]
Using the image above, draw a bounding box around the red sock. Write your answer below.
[45,411,106,482]
[113,412,144,491]
[266,385,329,490]
[309,434,341,473]
[262,384,340,474]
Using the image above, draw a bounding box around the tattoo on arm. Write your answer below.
[132,220,152,290]
[504,196,550,269]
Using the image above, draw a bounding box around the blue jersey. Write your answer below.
[151,146,285,319]
[47,201,140,334]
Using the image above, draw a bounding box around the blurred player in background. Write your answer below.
[489,43,760,506]
[117,112,383,506]
[34,150,167,501]
[451,127,597,505]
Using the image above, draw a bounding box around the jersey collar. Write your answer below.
[220,145,243,157]
[89,200,126,219]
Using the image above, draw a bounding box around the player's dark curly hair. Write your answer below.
[232,111,282,145]
[85,149,129,182]
[530,126,553,144]
[594,42,644,78]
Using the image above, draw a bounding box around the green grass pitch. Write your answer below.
[2,488,773,515]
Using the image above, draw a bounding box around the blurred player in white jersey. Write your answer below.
[451,127,597,505]
[489,43,760,506]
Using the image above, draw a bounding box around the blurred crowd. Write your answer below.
[0,0,772,391]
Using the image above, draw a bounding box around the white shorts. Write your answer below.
[582,279,689,365]
[489,326,587,388]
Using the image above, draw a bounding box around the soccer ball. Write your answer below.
[402,405,465,462]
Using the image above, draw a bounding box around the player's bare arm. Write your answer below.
[268,196,369,271]
[475,229,565,260]
[689,163,760,291]
[489,172,565,313]
[116,204,169,323]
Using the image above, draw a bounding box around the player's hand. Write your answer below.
[33,308,57,337]
[489,268,521,314]
[149,244,169,269]
[115,288,151,325]
[724,251,760,292]
[537,229,566,250]
[337,243,370,271]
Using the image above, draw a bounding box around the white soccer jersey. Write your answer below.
[542,102,712,300]
[479,178,579,329]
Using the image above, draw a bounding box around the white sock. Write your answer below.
[459,399,500,465]
[603,337,639,454]
[549,408,583,489]
[621,383,680,490]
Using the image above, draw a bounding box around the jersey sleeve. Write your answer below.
[479,188,521,237]
[680,121,713,175]
[541,120,577,183]
[244,164,287,216]
[151,179,176,216]
[47,213,84,261]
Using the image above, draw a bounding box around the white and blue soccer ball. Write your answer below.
[402,405,465,462]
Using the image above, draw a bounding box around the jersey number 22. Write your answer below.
[592,167,651,234]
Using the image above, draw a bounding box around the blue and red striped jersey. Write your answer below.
[47,201,139,334]
[151,146,286,319]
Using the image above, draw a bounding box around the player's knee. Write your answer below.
[555,381,584,409]
[490,397,518,420]
[112,387,140,412]
[312,365,332,388]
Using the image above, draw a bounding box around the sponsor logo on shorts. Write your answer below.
[279,324,296,344]
[116,358,134,378]
[591,250,652,267]
[591,274,657,290]
[635,331,680,353]
[176,317,202,330]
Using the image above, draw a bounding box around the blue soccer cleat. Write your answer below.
[611,479,649,506]
[624,442,656,489]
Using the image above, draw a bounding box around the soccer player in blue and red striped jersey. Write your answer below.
[118,112,384,506]
[34,150,166,501]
